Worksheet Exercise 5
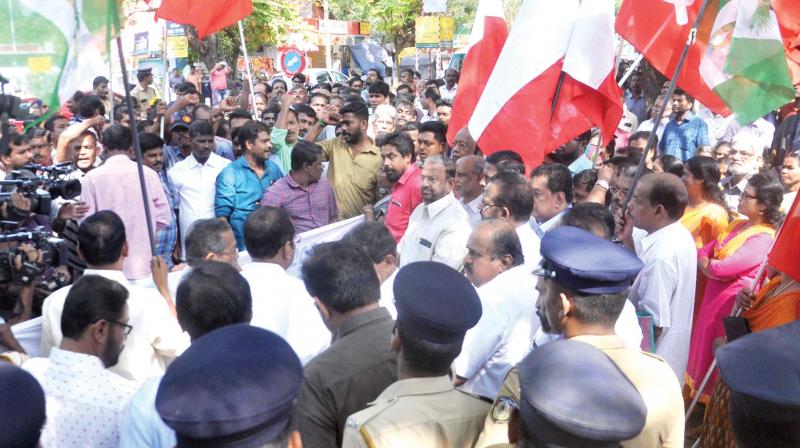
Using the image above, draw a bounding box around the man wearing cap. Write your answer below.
[510,339,648,447]
[156,324,303,448]
[454,220,539,400]
[341,261,489,448]
[474,226,684,448]
[131,68,161,119]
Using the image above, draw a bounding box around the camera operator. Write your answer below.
[1,133,33,177]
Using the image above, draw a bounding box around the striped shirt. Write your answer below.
[260,173,338,233]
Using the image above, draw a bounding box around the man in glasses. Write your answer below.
[24,275,138,448]
[722,133,764,211]
[40,211,187,383]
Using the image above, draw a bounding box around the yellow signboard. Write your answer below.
[28,56,52,73]
[439,16,455,43]
[166,35,189,58]
[360,22,371,35]
[415,16,440,48]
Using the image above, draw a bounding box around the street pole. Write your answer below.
[237,20,259,121]
[323,0,332,69]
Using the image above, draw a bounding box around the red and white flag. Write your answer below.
[154,0,253,40]
[468,0,622,169]
[445,0,508,145]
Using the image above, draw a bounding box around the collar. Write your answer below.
[640,220,683,252]
[537,208,569,232]
[676,110,696,123]
[370,376,454,404]
[335,307,391,340]
[480,264,528,290]
[459,193,483,212]
[444,84,457,93]
[186,152,223,169]
[235,155,272,175]
[241,261,287,276]
[49,347,106,370]
[425,192,457,218]
[82,269,130,286]
[569,334,625,350]
[104,154,132,165]
[397,163,420,186]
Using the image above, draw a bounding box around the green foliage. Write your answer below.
[328,0,420,51]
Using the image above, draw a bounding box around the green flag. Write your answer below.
[699,0,794,125]
[0,0,121,115]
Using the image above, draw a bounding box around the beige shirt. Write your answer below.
[320,138,381,219]
[342,376,490,448]
[474,334,684,448]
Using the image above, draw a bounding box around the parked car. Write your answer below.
[270,69,349,88]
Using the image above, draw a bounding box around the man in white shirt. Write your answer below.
[40,211,187,383]
[454,220,539,399]
[439,69,459,101]
[530,163,573,235]
[168,120,231,257]
[721,133,763,211]
[455,155,484,227]
[480,172,542,271]
[240,207,330,364]
[344,221,400,318]
[398,156,472,270]
[25,275,138,448]
[120,261,254,448]
[624,173,697,381]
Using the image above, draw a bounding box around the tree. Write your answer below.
[185,0,297,76]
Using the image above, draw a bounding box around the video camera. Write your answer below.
[0,227,66,288]
[0,164,81,219]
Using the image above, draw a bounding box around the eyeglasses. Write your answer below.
[480,201,503,214]
[214,250,239,257]
[106,319,133,335]
[740,191,758,201]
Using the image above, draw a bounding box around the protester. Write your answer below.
[394,98,418,127]
[240,207,330,364]
[139,132,179,269]
[781,150,800,210]
[379,132,422,241]
[455,220,539,399]
[625,73,648,124]
[658,88,710,161]
[420,88,440,123]
[483,150,526,179]
[260,140,337,233]
[435,99,452,127]
[680,156,730,249]
[625,173,697,381]
[455,155,485,227]
[398,156,471,270]
[417,120,448,163]
[297,241,396,448]
[342,261,488,447]
[530,163,573,234]
[215,120,283,248]
[721,133,763,211]
[270,93,301,174]
[343,221,400,318]
[451,127,479,160]
[685,174,781,403]
[169,120,231,257]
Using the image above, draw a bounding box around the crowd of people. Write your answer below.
[0,62,799,448]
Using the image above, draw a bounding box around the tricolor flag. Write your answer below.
[698,0,794,125]
[445,0,508,146]
[468,0,622,169]
[769,192,800,284]
[154,0,253,40]
[7,0,121,115]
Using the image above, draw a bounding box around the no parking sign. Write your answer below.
[280,48,306,75]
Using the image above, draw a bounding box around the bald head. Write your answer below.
[452,127,478,159]
[464,219,524,287]
[628,173,688,235]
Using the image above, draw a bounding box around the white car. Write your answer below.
[271,69,349,88]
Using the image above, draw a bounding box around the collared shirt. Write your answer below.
[624,90,648,124]
[440,84,458,101]
[420,110,438,123]
[721,175,750,212]
[24,348,138,448]
[120,376,175,448]
[80,154,172,280]
[637,117,669,141]
[459,193,483,228]
[454,265,540,399]
[168,152,231,256]
[131,85,161,117]
[630,221,697,381]
[398,192,472,271]
[320,137,382,219]
[342,376,491,448]
[658,112,710,161]
[379,269,398,319]
[296,307,397,448]
[40,269,188,383]
[215,156,284,249]
[269,127,294,174]
[385,164,423,241]
[155,171,178,269]
[516,222,542,272]
[260,173,337,235]
[162,144,233,174]
[530,208,568,237]
[240,262,330,365]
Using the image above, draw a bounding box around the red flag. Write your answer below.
[155,0,253,40]
[769,193,800,282]
[615,0,731,117]
[445,0,508,146]
[773,0,800,84]
[467,0,622,169]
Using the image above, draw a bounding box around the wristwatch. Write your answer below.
[595,180,610,190]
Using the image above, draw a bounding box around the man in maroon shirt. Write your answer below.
[381,132,422,242]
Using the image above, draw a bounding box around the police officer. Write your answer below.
[342,261,489,448]
[130,68,161,120]
[475,226,685,448]
[510,339,648,447]
[156,324,303,447]
[717,320,800,447]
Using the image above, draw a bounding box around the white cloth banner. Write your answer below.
[238,214,366,278]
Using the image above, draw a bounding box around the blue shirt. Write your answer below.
[119,376,175,448]
[154,171,178,268]
[215,156,284,249]
[658,112,710,161]
[624,91,648,124]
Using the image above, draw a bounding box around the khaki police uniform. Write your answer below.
[474,334,684,448]
[342,376,490,448]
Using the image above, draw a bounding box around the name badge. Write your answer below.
[418,238,432,248]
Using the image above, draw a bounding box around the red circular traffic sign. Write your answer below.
[280,49,306,75]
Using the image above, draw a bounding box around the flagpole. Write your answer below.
[237,20,260,121]
[115,36,157,254]
[617,53,644,87]
[622,0,712,212]
[550,71,566,117]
